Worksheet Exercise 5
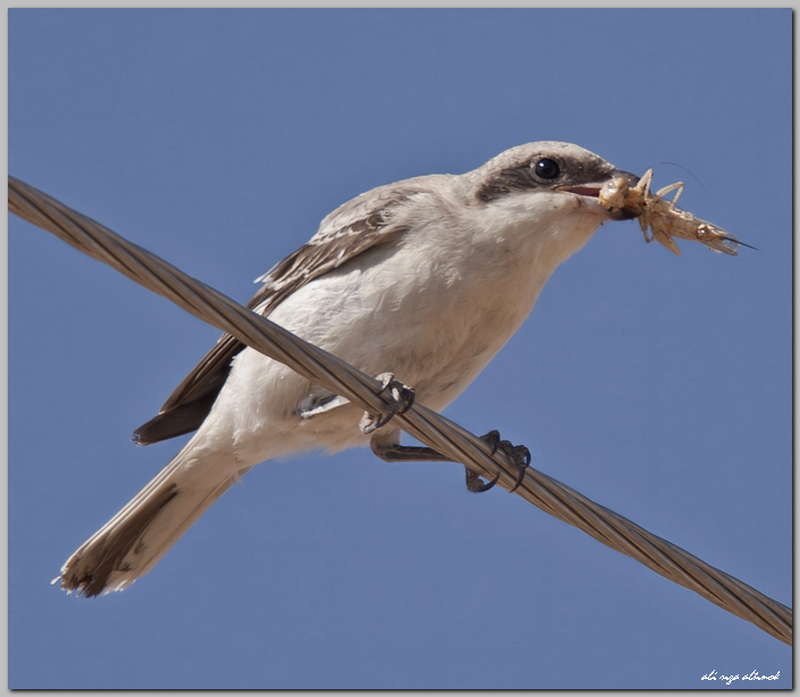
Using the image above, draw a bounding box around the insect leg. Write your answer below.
[633,169,654,199]
[656,181,685,207]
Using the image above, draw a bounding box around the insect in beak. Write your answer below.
[558,170,641,221]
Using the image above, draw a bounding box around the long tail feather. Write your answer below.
[59,448,244,597]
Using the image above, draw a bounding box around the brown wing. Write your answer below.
[133,186,418,445]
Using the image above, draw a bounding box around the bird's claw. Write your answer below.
[360,373,415,435]
[505,442,531,493]
[465,429,531,493]
[466,467,501,493]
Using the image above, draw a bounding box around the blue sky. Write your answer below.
[8,8,791,689]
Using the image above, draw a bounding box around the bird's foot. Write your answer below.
[360,373,416,435]
[465,430,531,493]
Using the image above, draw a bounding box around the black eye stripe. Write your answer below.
[476,153,607,203]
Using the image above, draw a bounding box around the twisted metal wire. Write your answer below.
[8,175,791,645]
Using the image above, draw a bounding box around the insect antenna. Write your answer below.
[649,162,710,198]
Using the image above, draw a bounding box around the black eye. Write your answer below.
[534,158,560,180]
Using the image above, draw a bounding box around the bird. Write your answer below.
[59,141,638,597]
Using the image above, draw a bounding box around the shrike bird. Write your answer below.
[59,141,638,597]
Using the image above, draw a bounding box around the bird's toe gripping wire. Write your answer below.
[360,372,416,435]
[466,430,531,494]
[360,376,530,495]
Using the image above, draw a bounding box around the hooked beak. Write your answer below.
[557,169,641,221]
